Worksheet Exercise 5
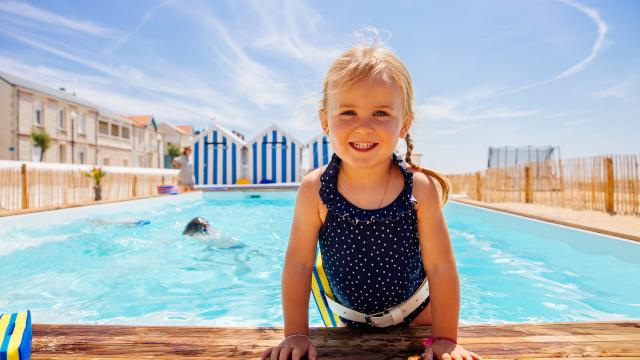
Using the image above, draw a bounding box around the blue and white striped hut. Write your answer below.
[247,124,304,184]
[307,133,333,170]
[193,123,246,185]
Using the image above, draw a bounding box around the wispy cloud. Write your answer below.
[3,30,237,105]
[592,78,633,99]
[554,0,608,80]
[172,2,293,108]
[104,0,173,54]
[415,96,538,123]
[0,50,250,129]
[0,0,113,37]
[499,0,608,96]
[250,0,338,69]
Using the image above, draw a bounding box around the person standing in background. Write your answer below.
[172,146,194,192]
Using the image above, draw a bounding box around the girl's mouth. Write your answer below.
[349,142,378,152]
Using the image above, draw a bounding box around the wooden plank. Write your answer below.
[31,321,640,359]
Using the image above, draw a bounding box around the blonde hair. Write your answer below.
[321,46,450,206]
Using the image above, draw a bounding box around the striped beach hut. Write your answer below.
[307,133,333,170]
[247,124,304,184]
[193,123,246,185]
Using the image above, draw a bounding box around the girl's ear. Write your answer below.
[399,112,414,138]
[319,108,329,135]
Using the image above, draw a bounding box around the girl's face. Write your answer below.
[321,74,411,169]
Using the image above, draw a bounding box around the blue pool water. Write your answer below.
[0,191,639,326]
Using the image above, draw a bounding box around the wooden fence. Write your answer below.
[447,154,639,216]
[0,161,179,215]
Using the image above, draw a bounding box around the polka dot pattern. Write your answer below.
[318,153,430,329]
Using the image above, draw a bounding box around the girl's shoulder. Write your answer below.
[408,168,443,209]
[297,165,328,201]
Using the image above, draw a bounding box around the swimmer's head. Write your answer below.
[183,217,210,236]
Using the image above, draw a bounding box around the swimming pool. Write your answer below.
[1,191,638,326]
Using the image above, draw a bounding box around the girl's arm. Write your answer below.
[414,173,481,359]
[282,171,323,335]
[413,172,459,340]
[262,171,323,360]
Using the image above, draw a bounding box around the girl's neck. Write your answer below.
[339,156,393,187]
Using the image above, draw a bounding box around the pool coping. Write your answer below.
[30,320,640,359]
[451,197,640,243]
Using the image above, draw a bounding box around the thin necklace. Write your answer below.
[338,160,393,209]
[378,161,393,208]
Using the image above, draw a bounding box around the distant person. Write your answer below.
[182,217,245,249]
[172,146,194,192]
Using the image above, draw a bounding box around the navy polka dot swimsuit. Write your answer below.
[318,153,430,328]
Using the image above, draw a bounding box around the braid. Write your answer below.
[404,133,450,206]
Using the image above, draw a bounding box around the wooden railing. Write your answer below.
[0,161,179,215]
[447,154,639,216]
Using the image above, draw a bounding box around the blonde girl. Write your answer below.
[261,46,482,360]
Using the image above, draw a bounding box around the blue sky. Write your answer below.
[0,0,638,173]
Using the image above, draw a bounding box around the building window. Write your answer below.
[59,144,67,163]
[32,145,42,162]
[103,157,110,166]
[77,112,86,134]
[59,108,66,129]
[98,121,109,135]
[34,99,42,125]
[78,149,86,164]
[111,124,119,137]
[123,159,128,167]
[122,126,130,139]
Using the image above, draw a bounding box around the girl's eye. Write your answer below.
[340,110,356,116]
[374,110,390,116]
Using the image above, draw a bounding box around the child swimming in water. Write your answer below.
[183,217,245,250]
[261,45,482,360]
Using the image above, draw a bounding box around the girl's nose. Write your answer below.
[353,116,375,133]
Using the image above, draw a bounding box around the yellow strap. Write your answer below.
[313,250,342,327]
[7,312,28,360]
[0,314,10,341]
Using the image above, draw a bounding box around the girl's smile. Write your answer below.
[349,142,378,152]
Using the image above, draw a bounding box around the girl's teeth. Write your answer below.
[352,142,375,149]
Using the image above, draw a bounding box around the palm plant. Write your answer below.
[31,130,51,162]
[82,167,107,201]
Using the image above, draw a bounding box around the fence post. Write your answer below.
[605,157,615,214]
[21,164,29,209]
[524,166,532,203]
[474,171,483,201]
[132,175,138,198]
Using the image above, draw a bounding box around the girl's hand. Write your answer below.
[423,340,482,360]
[260,334,318,360]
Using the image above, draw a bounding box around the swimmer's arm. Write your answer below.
[282,171,322,336]
[414,172,460,340]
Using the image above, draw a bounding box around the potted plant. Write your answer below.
[167,144,181,168]
[82,166,106,201]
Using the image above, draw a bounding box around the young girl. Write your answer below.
[261,46,482,360]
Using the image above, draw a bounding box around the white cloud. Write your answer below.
[499,0,609,96]
[250,0,338,69]
[415,96,538,123]
[0,0,113,37]
[592,79,633,99]
[554,0,608,81]
[0,54,251,129]
[172,3,293,108]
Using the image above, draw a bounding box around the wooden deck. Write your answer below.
[32,321,640,359]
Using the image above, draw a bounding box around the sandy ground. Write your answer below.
[452,197,640,241]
